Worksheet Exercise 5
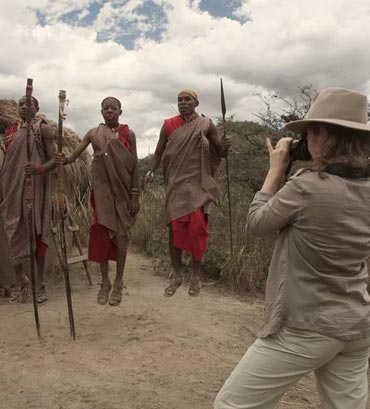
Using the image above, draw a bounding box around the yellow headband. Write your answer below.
[178,89,198,102]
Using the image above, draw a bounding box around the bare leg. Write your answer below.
[164,225,183,297]
[109,235,128,306]
[97,260,111,305]
[35,254,48,305]
[189,258,202,297]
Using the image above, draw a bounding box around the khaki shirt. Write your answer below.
[248,169,370,340]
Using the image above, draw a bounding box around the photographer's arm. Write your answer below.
[247,137,301,236]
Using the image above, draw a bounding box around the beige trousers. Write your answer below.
[214,327,370,409]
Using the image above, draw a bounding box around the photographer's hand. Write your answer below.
[261,137,292,194]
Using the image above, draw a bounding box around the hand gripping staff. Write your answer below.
[220,78,233,256]
[57,90,76,340]
[25,78,41,339]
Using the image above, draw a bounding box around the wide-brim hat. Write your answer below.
[285,87,370,134]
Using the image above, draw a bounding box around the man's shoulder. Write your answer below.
[164,115,182,122]
[86,126,100,135]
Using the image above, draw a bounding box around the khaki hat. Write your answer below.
[285,87,370,133]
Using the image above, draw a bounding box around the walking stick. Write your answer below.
[220,78,233,256]
[57,90,76,340]
[25,78,41,339]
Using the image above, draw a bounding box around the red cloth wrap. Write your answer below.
[164,115,185,137]
[88,125,131,262]
[5,123,18,149]
[36,236,48,257]
[171,208,209,261]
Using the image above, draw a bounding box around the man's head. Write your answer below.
[177,89,199,116]
[18,96,39,121]
[101,97,122,126]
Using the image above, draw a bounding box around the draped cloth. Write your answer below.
[0,119,52,265]
[88,124,135,262]
[161,115,221,261]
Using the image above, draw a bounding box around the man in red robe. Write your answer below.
[0,96,55,304]
[146,89,231,297]
[56,97,140,306]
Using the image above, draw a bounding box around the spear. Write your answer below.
[220,78,233,256]
[57,90,76,340]
[25,78,41,338]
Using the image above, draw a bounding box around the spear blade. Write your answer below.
[221,78,226,121]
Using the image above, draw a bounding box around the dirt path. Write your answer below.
[0,248,368,409]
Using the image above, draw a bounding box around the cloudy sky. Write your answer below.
[1,0,370,157]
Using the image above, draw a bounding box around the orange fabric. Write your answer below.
[164,115,185,137]
[172,208,209,261]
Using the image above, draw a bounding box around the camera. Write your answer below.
[289,135,312,162]
[285,135,312,178]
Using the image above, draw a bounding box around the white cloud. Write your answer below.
[1,0,370,157]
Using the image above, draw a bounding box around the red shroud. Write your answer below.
[88,125,131,262]
[172,208,209,262]
[36,236,48,257]
[164,115,185,137]
[5,123,18,149]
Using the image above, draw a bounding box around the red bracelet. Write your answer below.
[36,165,46,175]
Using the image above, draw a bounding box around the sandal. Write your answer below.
[0,286,6,298]
[37,283,48,306]
[9,277,30,304]
[109,282,123,306]
[97,282,112,305]
[164,275,183,297]
[188,275,202,297]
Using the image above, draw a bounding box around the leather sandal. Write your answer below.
[109,282,124,306]
[37,283,48,305]
[164,275,183,297]
[188,276,202,297]
[97,282,112,305]
[9,277,30,304]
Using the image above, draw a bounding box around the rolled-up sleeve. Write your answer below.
[247,178,303,236]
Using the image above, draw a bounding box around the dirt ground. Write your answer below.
[0,248,369,409]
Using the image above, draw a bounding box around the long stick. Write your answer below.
[25,78,41,338]
[57,90,76,340]
[220,78,233,256]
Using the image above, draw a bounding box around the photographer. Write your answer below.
[215,88,370,409]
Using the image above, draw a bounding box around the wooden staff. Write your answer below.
[57,90,76,340]
[220,78,233,256]
[25,78,41,338]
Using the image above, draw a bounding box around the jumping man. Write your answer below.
[56,97,140,306]
[0,96,55,304]
[145,89,231,297]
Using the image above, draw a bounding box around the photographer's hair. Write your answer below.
[101,97,121,109]
[308,123,370,173]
